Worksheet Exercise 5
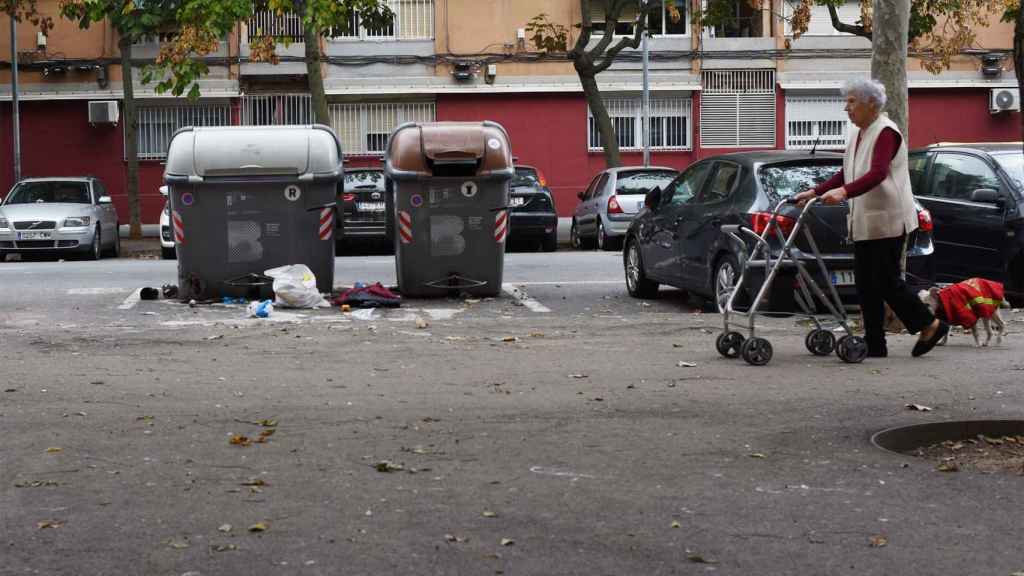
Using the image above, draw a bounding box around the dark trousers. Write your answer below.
[854,234,935,352]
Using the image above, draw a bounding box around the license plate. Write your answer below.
[17,231,52,240]
[356,202,385,212]
[510,197,526,207]
[831,270,856,286]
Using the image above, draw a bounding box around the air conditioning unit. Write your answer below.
[88,100,119,125]
[989,88,1020,114]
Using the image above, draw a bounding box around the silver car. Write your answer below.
[0,177,120,261]
[570,166,679,251]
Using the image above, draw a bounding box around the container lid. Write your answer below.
[386,122,513,179]
[164,125,343,181]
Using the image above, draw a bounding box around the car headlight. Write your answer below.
[63,216,91,228]
[0,217,9,230]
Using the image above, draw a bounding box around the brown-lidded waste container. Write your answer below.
[385,121,513,297]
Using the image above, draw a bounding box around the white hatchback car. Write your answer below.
[158,185,175,259]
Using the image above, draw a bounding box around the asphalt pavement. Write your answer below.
[1,247,1023,575]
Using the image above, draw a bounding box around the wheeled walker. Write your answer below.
[716,197,867,366]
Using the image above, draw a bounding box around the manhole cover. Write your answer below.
[872,420,1024,474]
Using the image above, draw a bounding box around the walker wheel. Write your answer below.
[740,337,773,366]
[805,329,836,356]
[715,331,745,358]
[836,335,868,363]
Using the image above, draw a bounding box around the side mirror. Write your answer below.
[98,196,112,204]
[970,188,1002,204]
[159,185,169,198]
[645,187,662,210]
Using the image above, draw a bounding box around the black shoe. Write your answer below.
[912,321,949,357]
[867,348,888,358]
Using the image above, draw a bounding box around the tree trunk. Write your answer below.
[304,14,330,126]
[580,72,621,168]
[119,37,142,240]
[1016,6,1024,157]
[871,0,909,136]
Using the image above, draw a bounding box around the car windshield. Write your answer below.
[759,163,842,199]
[344,171,384,190]
[513,167,540,188]
[991,152,1024,184]
[5,181,91,205]
[615,171,677,195]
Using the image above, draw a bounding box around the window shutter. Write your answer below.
[785,95,848,150]
[700,70,775,148]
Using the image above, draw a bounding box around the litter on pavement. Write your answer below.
[333,282,402,308]
[265,264,331,309]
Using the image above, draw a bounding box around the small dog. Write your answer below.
[918,278,1007,347]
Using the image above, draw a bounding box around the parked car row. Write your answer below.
[0,177,120,261]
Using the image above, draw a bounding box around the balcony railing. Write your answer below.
[248,5,304,44]
[332,0,434,40]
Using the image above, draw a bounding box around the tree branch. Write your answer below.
[593,0,655,73]
[827,3,870,39]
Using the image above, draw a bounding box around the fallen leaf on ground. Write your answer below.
[482,511,498,518]
[229,435,252,447]
[568,374,588,379]
[444,534,468,543]
[15,480,59,488]
[248,522,268,532]
[166,539,189,549]
[240,479,266,487]
[686,553,717,564]
[204,335,224,341]
[671,520,681,528]
[677,361,697,368]
[218,524,232,533]
[868,535,888,547]
[374,461,404,473]
[529,332,545,338]
[981,434,1004,445]
[748,453,767,459]
[415,318,429,329]
[37,521,64,529]
[500,538,515,546]
[211,543,238,552]
[937,461,960,472]
[45,447,62,453]
[501,336,519,343]
[672,343,684,348]
[257,419,277,427]
[905,404,932,411]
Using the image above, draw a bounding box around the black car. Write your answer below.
[908,143,1024,305]
[508,165,558,251]
[623,151,936,311]
[337,168,387,248]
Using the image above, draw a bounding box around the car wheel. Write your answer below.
[624,238,659,299]
[597,221,617,251]
[570,220,582,250]
[107,223,121,258]
[542,229,558,252]
[161,246,176,260]
[88,227,102,261]
[0,250,8,262]
[713,254,741,312]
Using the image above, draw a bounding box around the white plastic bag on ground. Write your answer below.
[265,264,330,309]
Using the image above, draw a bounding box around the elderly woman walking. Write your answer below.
[794,78,948,358]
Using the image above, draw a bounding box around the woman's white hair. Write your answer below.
[841,78,887,110]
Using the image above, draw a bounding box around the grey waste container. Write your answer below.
[164,125,343,302]
[385,121,514,298]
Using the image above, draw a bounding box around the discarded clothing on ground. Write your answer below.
[333,282,402,308]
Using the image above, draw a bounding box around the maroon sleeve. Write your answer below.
[843,128,901,199]
[812,169,846,196]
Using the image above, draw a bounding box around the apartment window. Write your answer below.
[784,1,859,36]
[330,102,435,156]
[589,2,637,36]
[332,0,434,40]
[241,93,314,126]
[248,2,304,43]
[705,0,765,38]
[588,97,692,151]
[648,0,690,35]
[785,95,848,150]
[700,69,776,148]
[133,103,231,160]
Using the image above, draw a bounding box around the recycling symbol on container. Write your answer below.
[284,185,302,202]
[461,181,478,198]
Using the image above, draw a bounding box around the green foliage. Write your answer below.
[526,13,568,52]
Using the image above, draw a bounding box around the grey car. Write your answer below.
[0,177,120,261]
[570,166,679,251]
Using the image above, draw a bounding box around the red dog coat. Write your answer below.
[936,278,1004,329]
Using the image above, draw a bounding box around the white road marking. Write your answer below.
[502,284,551,313]
[118,288,142,310]
[506,280,622,286]
[69,288,130,295]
